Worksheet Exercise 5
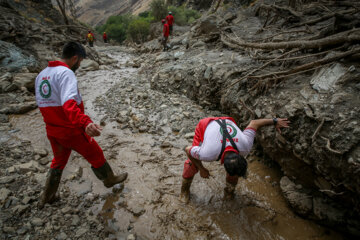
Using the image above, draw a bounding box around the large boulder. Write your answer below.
[0,40,38,72]
[13,73,38,92]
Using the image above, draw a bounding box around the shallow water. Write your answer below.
[9,46,343,240]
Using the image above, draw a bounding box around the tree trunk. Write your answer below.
[56,0,69,25]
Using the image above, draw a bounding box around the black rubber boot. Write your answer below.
[92,162,128,188]
[223,181,237,200]
[38,168,63,209]
[179,177,193,203]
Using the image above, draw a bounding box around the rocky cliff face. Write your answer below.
[73,0,153,26]
[137,0,360,236]
[0,0,102,114]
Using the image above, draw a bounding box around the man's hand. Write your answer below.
[85,123,102,137]
[275,118,290,134]
[200,168,210,179]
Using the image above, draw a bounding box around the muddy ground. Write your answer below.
[0,46,345,240]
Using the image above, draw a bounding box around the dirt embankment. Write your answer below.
[135,0,360,236]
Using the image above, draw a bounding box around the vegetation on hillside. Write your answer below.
[95,0,200,44]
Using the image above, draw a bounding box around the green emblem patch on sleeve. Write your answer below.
[39,80,52,99]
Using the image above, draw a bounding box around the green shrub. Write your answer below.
[168,5,201,26]
[127,18,150,43]
[138,11,150,18]
[150,0,167,21]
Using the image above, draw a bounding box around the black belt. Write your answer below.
[215,119,239,161]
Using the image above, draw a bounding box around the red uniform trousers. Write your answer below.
[48,134,106,170]
[182,117,238,184]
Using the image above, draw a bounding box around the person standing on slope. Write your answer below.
[180,117,290,203]
[162,19,170,51]
[103,32,108,43]
[35,42,128,209]
[166,12,174,35]
[87,30,95,47]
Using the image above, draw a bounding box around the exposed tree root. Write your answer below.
[312,118,325,143]
[249,47,360,80]
[320,136,342,154]
[222,28,360,50]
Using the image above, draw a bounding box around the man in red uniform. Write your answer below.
[35,42,127,209]
[162,19,170,51]
[180,117,290,203]
[103,32,108,43]
[87,30,95,47]
[166,12,174,35]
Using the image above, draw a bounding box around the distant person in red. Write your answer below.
[162,19,170,51]
[166,12,174,35]
[86,30,95,47]
[103,32,108,43]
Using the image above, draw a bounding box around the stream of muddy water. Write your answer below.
[9,46,343,240]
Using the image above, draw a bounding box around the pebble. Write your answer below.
[127,234,136,240]
[31,218,44,226]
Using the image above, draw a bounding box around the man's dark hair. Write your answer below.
[224,152,247,177]
[62,42,86,59]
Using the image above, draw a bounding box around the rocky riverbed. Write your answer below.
[0,46,345,240]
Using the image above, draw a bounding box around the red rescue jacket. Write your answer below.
[35,61,93,139]
[166,15,174,26]
[163,23,170,37]
[193,117,236,163]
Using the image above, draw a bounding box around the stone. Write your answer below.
[61,206,72,214]
[0,40,38,72]
[79,59,99,71]
[160,141,172,148]
[13,73,38,92]
[184,132,195,139]
[35,148,48,157]
[3,82,18,92]
[56,232,68,240]
[75,227,88,237]
[310,63,346,93]
[0,176,16,184]
[3,226,16,233]
[14,160,42,173]
[31,218,44,226]
[174,51,184,59]
[72,215,80,226]
[195,15,220,35]
[22,196,32,205]
[127,234,136,240]
[0,72,12,83]
[192,41,206,48]
[12,204,30,214]
[224,12,237,22]
[280,176,312,216]
[0,188,11,203]
[203,66,212,80]
[156,52,174,62]
[7,166,16,174]
[254,108,261,118]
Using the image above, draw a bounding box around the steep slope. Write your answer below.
[74,0,153,26]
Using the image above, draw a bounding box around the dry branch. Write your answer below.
[223,28,360,50]
[257,4,302,18]
[293,9,356,28]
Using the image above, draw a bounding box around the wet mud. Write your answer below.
[9,47,343,240]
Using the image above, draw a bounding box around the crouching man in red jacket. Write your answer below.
[180,117,290,203]
[35,42,127,209]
